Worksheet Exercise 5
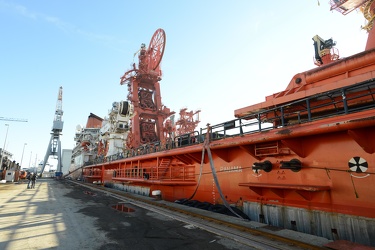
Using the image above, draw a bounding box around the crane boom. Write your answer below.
[53,86,64,131]
[0,117,28,122]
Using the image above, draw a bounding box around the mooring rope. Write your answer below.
[187,139,208,200]
[205,143,245,220]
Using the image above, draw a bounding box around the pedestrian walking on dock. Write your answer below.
[31,173,37,189]
[26,172,31,189]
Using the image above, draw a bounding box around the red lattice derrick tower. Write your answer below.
[120,29,175,149]
[175,108,201,136]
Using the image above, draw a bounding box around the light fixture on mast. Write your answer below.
[20,143,27,168]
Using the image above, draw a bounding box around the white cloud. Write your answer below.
[0,1,125,47]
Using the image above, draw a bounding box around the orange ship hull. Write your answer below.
[84,107,375,215]
[82,107,375,245]
[74,15,375,246]
[78,26,375,246]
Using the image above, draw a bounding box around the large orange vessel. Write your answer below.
[75,1,375,246]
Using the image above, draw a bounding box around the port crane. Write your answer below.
[0,117,28,122]
[40,86,64,177]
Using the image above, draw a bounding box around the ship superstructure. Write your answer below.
[70,113,102,179]
[72,2,375,247]
[98,101,134,158]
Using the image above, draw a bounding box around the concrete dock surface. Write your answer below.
[3,179,372,250]
[0,179,254,250]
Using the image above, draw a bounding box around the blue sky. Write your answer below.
[0,1,368,171]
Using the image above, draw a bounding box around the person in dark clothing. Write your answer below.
[31,173,37,189]
[26,172,31,189]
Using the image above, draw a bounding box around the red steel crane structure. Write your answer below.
[120,29,175,149]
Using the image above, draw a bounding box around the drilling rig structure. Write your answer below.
[40,86,64,177]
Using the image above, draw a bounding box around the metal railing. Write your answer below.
[112,164,195,181]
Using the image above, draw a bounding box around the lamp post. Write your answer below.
[0,124,9,169]
[29,151,32,169]
[20,143,27,168]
